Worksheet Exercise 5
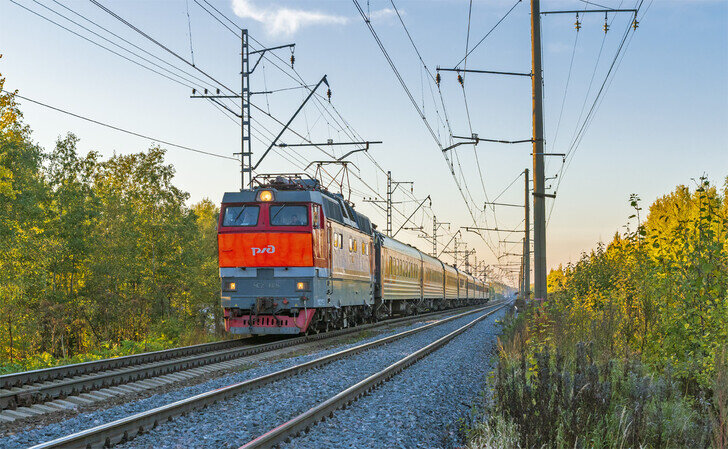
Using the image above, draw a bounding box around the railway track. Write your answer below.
[23,301,507,449]
[241,302,508,449]
[0,302,493,423]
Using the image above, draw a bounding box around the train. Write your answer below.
[217,175,491,335]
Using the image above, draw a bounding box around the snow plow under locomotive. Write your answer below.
[217,175,489,335]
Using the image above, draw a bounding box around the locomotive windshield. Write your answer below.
[270,205,309,226]
[222,205,259,227]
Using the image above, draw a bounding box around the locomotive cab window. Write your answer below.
[270,205,309,226]
[222,205,259,227]
[312,204,321,229]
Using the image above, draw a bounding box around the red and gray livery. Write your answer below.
[218,175,490,335]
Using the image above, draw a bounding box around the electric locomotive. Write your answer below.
[217,175,489,335]
[218,175,375,334]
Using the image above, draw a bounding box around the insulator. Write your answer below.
[216,88,220,94]
[457,74,464,86]
[204,88,208,94]
[632,18,639,30]
[604,13,609,34]
[575,13,581,32]
[192,88,196,95]
[327,88,332,102]
[435,72,441,85]
[290,54,295,68]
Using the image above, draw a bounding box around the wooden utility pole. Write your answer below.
[530,0,547,300]
[524,168,530,300]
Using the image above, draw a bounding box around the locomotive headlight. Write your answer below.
[223,281,237,291]
[258,190,274,202]
[296,281,309,291]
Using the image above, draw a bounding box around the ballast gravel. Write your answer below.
[2,306,504,449]
[279,306,507,449]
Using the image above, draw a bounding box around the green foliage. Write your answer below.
[545,179,728,387]
[0,69,225,369]
[0,335,177,375]
[466,180,727,448]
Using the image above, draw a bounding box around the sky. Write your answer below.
[1,0,727,286]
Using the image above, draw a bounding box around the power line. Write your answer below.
[193,0,239,38]
[547,1,646,226]
[7,90,237,161]
[355,0,490,247]
[190,2,432,236]
[49,0,215,89]
[89,0,236,95]
[459,0,496,239]
[453,0,523,69]
[9,0,199,90]
[353,0,441,147]
[185,0,196,65]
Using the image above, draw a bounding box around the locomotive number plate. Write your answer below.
[253,281,281,289]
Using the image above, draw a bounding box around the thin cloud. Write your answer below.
[369,7,397,21]
[232,0,348,36]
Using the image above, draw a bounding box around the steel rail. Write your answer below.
[0,303,488,411]
[239,302,509,449]
[27,301,505,449]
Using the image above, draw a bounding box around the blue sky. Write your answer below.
[1,0,726,285]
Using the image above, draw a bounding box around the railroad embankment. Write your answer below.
[462,179,728,449]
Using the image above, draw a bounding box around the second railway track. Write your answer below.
[0,303,493,423]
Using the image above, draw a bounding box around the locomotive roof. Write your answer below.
[221,188,327,204]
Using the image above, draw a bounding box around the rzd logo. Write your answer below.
[251,245,276,256]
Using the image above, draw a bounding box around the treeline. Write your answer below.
[465,180,727,448]
[1,74,222,372]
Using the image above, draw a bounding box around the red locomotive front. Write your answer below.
[218,179,330,334]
